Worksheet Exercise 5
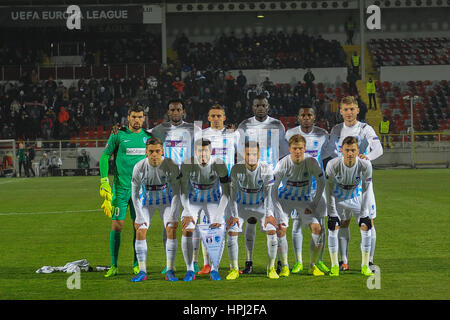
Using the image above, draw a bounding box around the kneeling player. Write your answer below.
[226,141,278,280]
[273,134,326,276]
[325,136,373,277]
[180,139,230,281]
[130,138,181,282]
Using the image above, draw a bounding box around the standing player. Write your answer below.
[99,105,152,277]
[196,104,240,274]
[237,95,289,274]
[272,134,326,277]
[323,96,383,271]
[150,99,195,274]
[285,106,329,274]
[179,139,230,281]
[130,138,180,282]
[226,141,278,280]
[325,136,374,277]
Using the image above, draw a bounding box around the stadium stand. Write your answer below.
[377,79,450,141]
[369,37,450,67]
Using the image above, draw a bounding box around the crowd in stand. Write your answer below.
[173,31,347,71]
[0,27,162,66]
[0,64,356,142]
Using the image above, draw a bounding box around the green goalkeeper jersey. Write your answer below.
[100,127,152,190]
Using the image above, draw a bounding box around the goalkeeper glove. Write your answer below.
[100,177,113,218]
[100,177,112,201]
[101,199,113,218]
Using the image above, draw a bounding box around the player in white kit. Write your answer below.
[237,95,289,274]
[194,104,240,275]
[130,138,181,282]
[273,134,326,277]
[180,139,230,282]
[285,106,330,274]
[325,136,374,277]
[150,99,195,274]
[225,140,279,280]
[323,96,383,271]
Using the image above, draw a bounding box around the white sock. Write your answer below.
[328,229,339,267]
[318,218,326,261]
[166,238,177,271]
[135,239,147,273]
[245,222,257,261]
[278,235,289,266]
[267,234,278,269]
[338,227,350,264]
[201,242,210,266]
[310,234,323,268]
[360,229,372,267]
[370,226,376,263]
[227,235,239,269]
[192,228,200,263]
[162,227,167,252]
[292,219,303,264]
[181,235,194,271]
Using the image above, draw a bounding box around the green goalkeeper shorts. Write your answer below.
[111,185,136,221]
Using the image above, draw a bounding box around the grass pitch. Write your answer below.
[0,169,449,300]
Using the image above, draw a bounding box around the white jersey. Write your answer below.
[325,157,372,216]
[285,125,329,168]
[273,154,325,209]
[230,161,274,215]
[200,127,239,175]
[323,121,383,161]
[180,157,229,204]
[237,116,289,169]
[150,121,194,166]
[131,157,180,207]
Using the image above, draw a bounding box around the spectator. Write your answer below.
[357,96,368,123]
[303,69,316,98]
[25,147,36,177]
[366,77,377,110]
[236,70,247,90]
[77,149,90,176]
[379,116,391,149]
[345,16,356,45]
[351,51,360,77]
[39,152,50,177]
[16,142,28,177]
[49,151,62,176]
[347,70,359,96]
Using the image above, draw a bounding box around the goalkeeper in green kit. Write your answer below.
[99,105,152,277]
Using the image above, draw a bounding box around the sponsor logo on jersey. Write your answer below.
[306,150,319,158]
[126,148,146,155]
[124,140,131,143]
[212,148,227,156]
[287,180,309,187]
[165,140,186,147]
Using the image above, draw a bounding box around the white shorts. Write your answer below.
[290,193,327,219]
[279,200,321,228]
[181,201,224,229]
[135,205,177,229]
[226,203,277,233]
[332,197,370,225]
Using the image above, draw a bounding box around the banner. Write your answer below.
[0,6,143,27]
[197,224,225,270]
[143,5,162,24]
